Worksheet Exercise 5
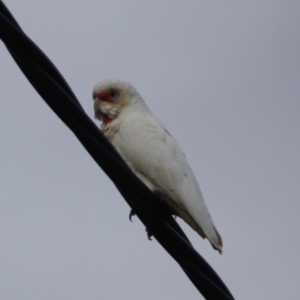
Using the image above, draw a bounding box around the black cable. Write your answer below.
[0,2,235,299]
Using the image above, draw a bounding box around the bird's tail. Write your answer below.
[187,213,223,254]
[167,200,223,253]
[210,226,223,254]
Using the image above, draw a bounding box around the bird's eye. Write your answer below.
[110,90,119,101]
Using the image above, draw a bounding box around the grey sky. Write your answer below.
[1,1,300,299]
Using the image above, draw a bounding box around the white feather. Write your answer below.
[93,78,223,253]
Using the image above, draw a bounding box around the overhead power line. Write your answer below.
[0,2,234,299]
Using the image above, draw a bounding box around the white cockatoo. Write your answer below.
[93,78,223,253]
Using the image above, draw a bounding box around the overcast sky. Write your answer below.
[1,1,300,299]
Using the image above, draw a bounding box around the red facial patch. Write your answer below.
[93,89,115,125]
[102,116,113,125]
[93,90,111,102]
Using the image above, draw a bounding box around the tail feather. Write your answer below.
[164,196,223,253]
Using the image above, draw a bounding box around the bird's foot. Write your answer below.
[146,228,153,240]
[129,209,136,222]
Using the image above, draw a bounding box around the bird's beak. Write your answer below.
[93,97,103,120]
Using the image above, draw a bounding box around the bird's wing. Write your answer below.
[114,112,222,252]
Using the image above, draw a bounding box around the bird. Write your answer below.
[92,78,223,253]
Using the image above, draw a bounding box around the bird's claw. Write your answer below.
[146,227,153,240]
[129,209,136,222]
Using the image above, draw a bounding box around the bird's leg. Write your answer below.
[129,210,153,239]
[129,209,136,222]
[158,195,164,203]
[146,227,153,240]
[155,192,178,219]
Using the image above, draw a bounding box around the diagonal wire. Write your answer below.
[0,2,234,299]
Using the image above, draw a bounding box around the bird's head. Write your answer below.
[93,78,145,125]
